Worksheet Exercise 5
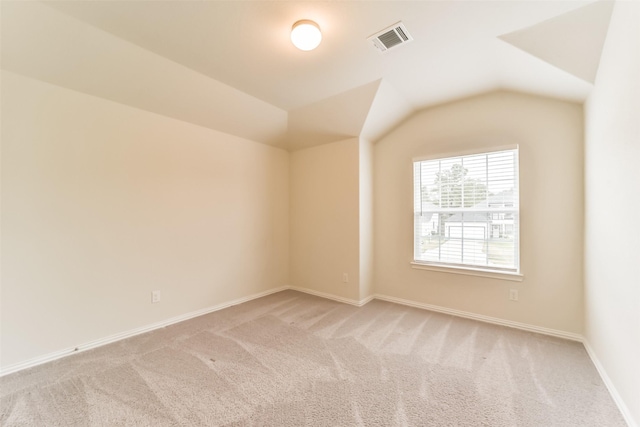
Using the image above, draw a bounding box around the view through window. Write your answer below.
[413,148,519,273]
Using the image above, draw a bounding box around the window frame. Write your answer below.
[411,145,522,280]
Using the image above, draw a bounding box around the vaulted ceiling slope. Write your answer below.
[1,1,289,148]
[1,1,611,150]
[500,0,614,84]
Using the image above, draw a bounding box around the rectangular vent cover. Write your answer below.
[368,22,413,52]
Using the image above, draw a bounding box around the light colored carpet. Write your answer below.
[0,290,626,426]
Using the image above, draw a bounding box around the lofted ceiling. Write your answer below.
[1,0,613,150]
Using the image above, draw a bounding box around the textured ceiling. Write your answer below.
[1,1,612,150]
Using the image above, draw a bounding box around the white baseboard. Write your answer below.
[583,339,638,427]
[359,294,376,306]
[289,286,371,307]
[0,286,289,377]
[372,293,584,342]
[284,288,581,341]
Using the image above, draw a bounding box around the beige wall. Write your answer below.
[359,138,374,301]
[1,71,289,369]
[374,91,584,334]
[290,138,361,302]
[584,1,640,425]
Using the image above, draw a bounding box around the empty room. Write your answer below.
[1,0,638,426]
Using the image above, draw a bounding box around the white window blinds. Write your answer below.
[413,148,520,272]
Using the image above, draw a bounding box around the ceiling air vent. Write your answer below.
[368,21,413,53]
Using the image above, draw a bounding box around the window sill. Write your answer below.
[410,262,524,282]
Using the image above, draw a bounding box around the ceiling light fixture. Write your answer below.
[291,20,322,51]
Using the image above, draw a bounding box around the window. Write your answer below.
[413,147,519,273]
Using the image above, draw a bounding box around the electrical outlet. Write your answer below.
[509,289,518,301]
[152,290,161,303]
[342,273,349,283]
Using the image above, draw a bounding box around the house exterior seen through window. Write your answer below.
[413,147,520,273]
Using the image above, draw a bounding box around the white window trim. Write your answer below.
[412,145,521,277]
[410,261,524,282]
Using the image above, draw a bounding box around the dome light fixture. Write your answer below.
[291,20,322,51]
